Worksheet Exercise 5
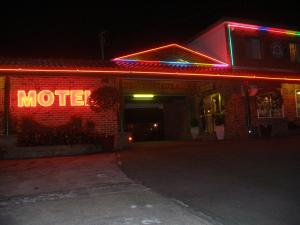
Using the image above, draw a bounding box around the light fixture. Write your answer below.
[133,94,154,100]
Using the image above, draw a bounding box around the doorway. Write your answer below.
[123,95,187,141]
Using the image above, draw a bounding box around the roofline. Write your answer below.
[187,17,300,44]
[1,67,300,83]
[112,43,228,65]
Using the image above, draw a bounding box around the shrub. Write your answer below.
[88,86,119,112]
[16,117,114,151]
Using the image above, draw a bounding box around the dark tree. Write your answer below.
[88,86,119,112]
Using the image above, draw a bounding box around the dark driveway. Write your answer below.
[119,137,300,225]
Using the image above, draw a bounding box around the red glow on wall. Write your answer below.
[10,76,118,135]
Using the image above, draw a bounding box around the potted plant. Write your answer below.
[190,118,199,140]
[214,113,225,140]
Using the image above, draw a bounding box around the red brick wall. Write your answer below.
[9,75,119,136]
[224,93,248,139]
[217,81,248,139]
[0,76,5,135]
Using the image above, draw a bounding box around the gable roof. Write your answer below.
[188,17,300,43]
[113,43,228,67]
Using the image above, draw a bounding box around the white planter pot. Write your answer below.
[190,127,199,140]
[215,125,225,140]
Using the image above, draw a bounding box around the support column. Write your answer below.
[4,76,10,136]
[118,78,124,132]
[243,81,252,129]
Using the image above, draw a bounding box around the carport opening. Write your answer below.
[123,95,187,142]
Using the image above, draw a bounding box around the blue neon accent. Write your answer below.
[259,27,269,32]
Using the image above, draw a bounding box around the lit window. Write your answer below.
[256,91,283,118]
[289,43,300,63]
[246,38,262,60]
[296,90,300,117]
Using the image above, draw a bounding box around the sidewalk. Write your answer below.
[0,153,215,225]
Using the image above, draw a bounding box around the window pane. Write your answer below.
[246,38,262,60]
[296,90,300,117]
[256,91,283,118]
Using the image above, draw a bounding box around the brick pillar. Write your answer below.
[224,86,248,139]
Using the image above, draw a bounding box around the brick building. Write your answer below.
[1,19,300,149]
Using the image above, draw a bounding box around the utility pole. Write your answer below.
[99,30,106,60]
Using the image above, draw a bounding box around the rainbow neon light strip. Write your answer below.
[228,22,300,36]
[227,22,300,66]
[113,44,228,67]
[114,59,228,67]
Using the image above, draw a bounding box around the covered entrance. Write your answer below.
[124,95,187,141]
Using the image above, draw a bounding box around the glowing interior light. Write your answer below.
[153,123,158,127]
[296,91,300,95]
[128,136,133,142]
[133,94,154,99]
[18,90,37,107]
[37,90,55,107]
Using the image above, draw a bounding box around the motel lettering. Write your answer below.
[17,90,91,107]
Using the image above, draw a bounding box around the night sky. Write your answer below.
[1,2,300,60]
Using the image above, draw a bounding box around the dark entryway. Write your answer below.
[124,106,164,142]
[124,96,187,141]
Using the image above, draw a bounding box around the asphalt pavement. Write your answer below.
[119,138,300,225]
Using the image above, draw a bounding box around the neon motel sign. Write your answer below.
[17,90,91,107]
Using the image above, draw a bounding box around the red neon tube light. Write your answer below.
[1,67,300,82]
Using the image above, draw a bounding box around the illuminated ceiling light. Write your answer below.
[296,91,300,95]
[133,94,154,99]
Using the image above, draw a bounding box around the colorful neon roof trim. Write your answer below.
[113,43,229,67]
[227,22,300,66]
[228,22,300,36]
[114,59,228,67]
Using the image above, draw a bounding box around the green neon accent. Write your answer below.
[228,26,234,66]
[133,94,154,99]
